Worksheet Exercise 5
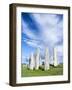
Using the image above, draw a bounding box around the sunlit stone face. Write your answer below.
[53,47,58,67]
[29,52,34,70]
[44,47,50,70]
[29,47,58,70]
[35,48,40,70]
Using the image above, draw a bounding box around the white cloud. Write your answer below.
[31,14,59,27]
[22,13,63,50]
[56,45,63,56]
[22,19,38,40]
[23,38,44,50]
[31,13,63,47]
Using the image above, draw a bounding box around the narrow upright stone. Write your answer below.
[44,47,50,70]
[53,47,58,67]
[35,48,40,70]
[29,52,34,70]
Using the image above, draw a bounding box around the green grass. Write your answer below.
[21,64,63,77]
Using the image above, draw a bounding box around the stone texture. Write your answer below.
[44,47,50,70]
[29,52,34,70]
[53,47,58,67]
[29,47,58,70]
[35,48,40,70]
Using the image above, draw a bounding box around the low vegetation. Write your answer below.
[21,64,63,77]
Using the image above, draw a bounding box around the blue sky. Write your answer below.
[21,13,63,64]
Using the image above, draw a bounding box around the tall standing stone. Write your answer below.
[44,47,50,70]
[53,47,58,67]
[35,48,40,70]
[29,52,34,70]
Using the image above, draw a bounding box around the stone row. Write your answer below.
[29,47,58,70]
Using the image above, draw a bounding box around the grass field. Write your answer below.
[21,64,63,77]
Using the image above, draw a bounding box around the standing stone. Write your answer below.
[35,48,40,70]
[29,52,34,70]
[44,47,50,70]
[53,47,58,67]
[28,57,30,69]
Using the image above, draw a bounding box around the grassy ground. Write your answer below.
[21,64,63,77]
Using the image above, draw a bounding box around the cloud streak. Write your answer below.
[22,13,63,48]
[21,13,63,63]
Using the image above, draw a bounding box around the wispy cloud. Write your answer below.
[22,19,37,40]
[22,13,63,48]
[21,13,63,62]
[31,13,63,47]
[22,38,44,49]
